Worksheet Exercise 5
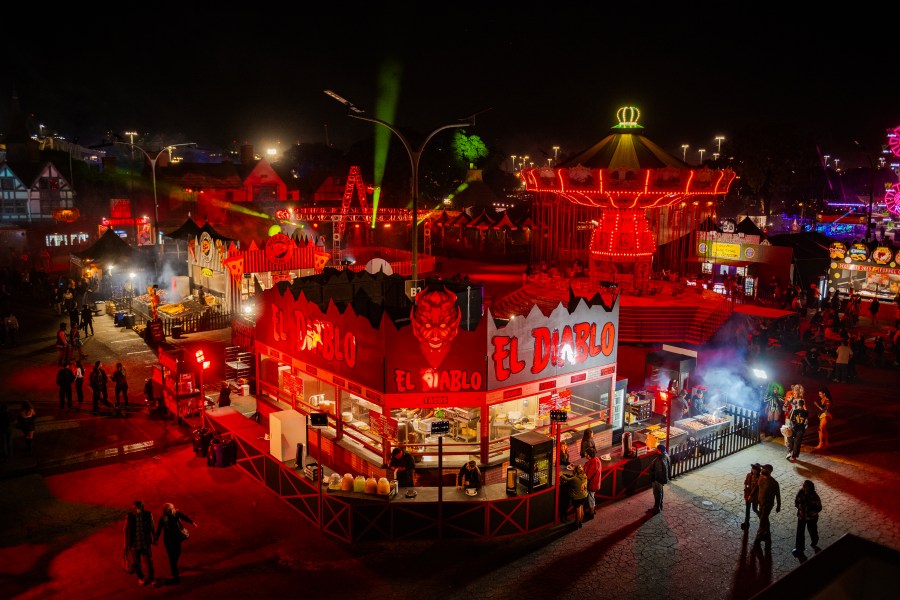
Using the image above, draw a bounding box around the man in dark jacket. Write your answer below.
[648,444,671,514]
[754,464,781,546]
[792,479,822,556]
[80,304,94,336]
[124,500,155,586]
[56,362,75,410]
[389,447,416,487]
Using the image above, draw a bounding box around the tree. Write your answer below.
[452,131,488,169]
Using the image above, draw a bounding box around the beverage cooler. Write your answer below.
[744,276,757,298]
[510,431,553,493]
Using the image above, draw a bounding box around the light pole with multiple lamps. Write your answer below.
[325,90,487,286]
[114,141,195,245]
[715,135,725,154]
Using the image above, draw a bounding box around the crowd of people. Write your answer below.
[762,383,833,461]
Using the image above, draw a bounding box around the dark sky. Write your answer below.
[4,4,897,168]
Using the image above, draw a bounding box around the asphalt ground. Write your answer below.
[1,275,899,600]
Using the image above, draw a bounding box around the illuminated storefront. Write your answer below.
[253,274,619,476]
[827,242,900,300]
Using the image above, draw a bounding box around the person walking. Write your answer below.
[154,502,197,584]
[787,399,809,462]
[814,388,832,451]
[583,446,602,518]
[55,322,69,366]
[560,463,589,529]
[73,360,85,408]
[648,443,671,514]
[754,464,781,546]
[792,480,822,556]
[80,304,94,336]
[69,323,86,360]
[56,361,75,411]
[112,363,129,409]
[90,361,112,413]
[741,463,762,530]
[16,401,37,454]
[124,500,155,587]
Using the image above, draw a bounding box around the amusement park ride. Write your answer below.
[275,166,426,264]
[519,106,736,292]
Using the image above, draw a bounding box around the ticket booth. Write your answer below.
[158,346,207,427]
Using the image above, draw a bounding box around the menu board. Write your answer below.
[149,319,164,343]
[538,389,572,416]
[368,410,398,440]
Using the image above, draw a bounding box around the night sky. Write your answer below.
[4,4,897,168]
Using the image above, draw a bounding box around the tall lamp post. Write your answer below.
[854,141,880,242]
[715,135,725,154]
[698,148,706,164]
[681,144,689,161]
[113,141,195,245]
[324,90,486,283]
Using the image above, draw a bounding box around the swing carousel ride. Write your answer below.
[492,107,739,344]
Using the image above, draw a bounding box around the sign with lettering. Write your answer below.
[430,420,451,435]
[550,409,568,422]
[256,288,384,391]
[385,287,487,401]
[487,299,618,389]
[149,319,165,343]
[368,410,398,440]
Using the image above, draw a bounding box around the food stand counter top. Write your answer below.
[673,414,732,437]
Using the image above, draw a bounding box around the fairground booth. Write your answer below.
[247,270,618,476]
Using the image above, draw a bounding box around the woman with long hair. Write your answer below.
[579,428,595,459]
[814,388,833,450]
[153,502,197,584]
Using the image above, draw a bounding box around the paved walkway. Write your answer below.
[1,282,899,599]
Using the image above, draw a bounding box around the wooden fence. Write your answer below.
[669,404,760,478]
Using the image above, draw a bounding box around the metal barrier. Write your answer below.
[670,404,760,478]
[132,310,235,336]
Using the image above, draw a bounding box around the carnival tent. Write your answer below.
[735,217,766,238]
[164,217,202,241]
[73,228,148,268]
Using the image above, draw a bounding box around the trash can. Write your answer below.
[208,437,227,468]
[172,324,184,339]
[123,314,136,328]
[114,311,126,326]
[192,427,213,458]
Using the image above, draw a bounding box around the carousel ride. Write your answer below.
[492,107,738,344]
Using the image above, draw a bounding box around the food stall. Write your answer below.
[157,346,207,427]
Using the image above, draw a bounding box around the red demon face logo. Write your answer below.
[411,288,462,368]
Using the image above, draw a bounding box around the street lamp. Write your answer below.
[698,148,706,164]
[823,154,831,168]
[553,146,560,163]
[114,141,195,245]
[511,155,517,172]
[681,144,689,161]
[715,135,725,154]
[324,90,485,282]
[713,152,720,161]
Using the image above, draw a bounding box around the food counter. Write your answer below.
[673,413,732,438]
[630,424,689,450]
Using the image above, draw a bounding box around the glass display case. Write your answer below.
[510,431,553,493]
